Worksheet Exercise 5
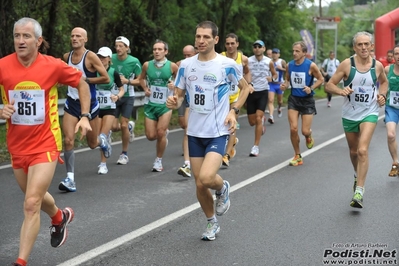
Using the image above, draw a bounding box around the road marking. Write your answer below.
[57,133,348,266]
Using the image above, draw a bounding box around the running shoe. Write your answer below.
[278,107,282,117]
[128,121,135,142]
[261,116,266,135]
[177,164,191,177]
[222,153,230,167]
[98,133,112,158]
[201,221,220,241]
[268,116,274,124]
[152,158,163,172]
[117,154,129,165]
[12,263,23,266]
[50,207,74,248]
[327,101,331,107]
[350,192,363,208]
[249,146,259,157]
[228,137,239,158]
[289,155,303,166]
[306,135,314,149]
[353,175,357,192]
[58,177,76,192]
[98,164,108,175]
[389,163,399,177]
[215,180,231,216]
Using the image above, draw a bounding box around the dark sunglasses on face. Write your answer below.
[253,45,262,49]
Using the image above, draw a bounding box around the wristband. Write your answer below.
[249,82,253,86]
[85,78,90,84]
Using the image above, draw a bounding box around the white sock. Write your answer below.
[67,172,74,181]
[207,215,217,223]
[355,186,364,195]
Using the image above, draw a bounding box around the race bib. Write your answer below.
[96,90,115,109]
[9,90,45,125]
[389,91,399,107]
[190,85,213,114]
[291,72,306,88]
[149,85,167,104]
[352,86,373,108]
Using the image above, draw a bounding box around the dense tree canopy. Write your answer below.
[0,0,398,65]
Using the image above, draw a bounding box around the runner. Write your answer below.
[59,27,111,192]
[95,47,125,174]
[325,31,388,208]
[111,36,142,165]
[1,17,91,266]
[280,41,324,166]
[247,40,277,156]
[383,45,399,176]
[221,33,252,166]
[321,51,340,107]
[139,40,178,172]
[166,21,250,241]
[176,45,197,177]
[268,48,287,123]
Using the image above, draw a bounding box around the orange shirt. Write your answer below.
[0,53,82,155]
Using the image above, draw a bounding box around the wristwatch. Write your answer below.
[232,107,240,114]
[80,113,92,120]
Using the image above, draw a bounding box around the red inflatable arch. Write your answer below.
[374,7,399,60]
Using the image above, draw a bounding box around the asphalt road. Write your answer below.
[1,97,398,266]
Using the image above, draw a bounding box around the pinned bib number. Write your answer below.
[9,90,45,125]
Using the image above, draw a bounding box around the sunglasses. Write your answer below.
[253,45,263,49]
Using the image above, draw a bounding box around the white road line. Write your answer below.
[57,132,349,266]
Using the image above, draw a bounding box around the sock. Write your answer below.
[207,215,217,223]
[64,149,75,173]
[67,172,74,182]
[354,172,357,178]
[16,258,27,266]
[184,160,190,167]
[216,182,226,195]
[51,209,63,225]
[270,115,273,119]
[122,151,128,156]
[100,162,106,167]
[355,186,364,196]
[157,157,162,162]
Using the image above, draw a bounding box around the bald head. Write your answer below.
[70,27,88,49]
[71,27,87,39]
[183,45,196,58]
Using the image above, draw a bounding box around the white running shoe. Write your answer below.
[98,164,108,174]
[152,158,163,172]
[117,154,129,165]
[128,121,135,143]
[249,145,259,157]
[98,133,112,158]
[201,221,220,241]
[215,180,231,216]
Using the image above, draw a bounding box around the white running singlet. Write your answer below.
[175,54,243,138]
